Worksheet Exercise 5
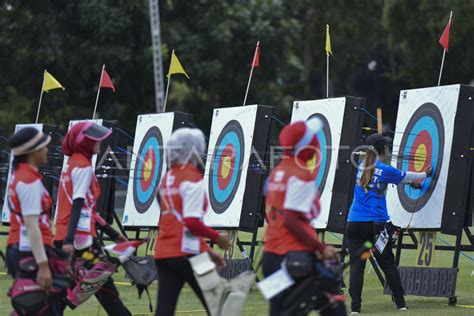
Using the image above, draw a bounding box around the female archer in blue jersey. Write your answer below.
[346,133,432,314]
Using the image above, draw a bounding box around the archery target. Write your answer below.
[208,120,244,214]
[291,98,345,229]
[122,113,174,227]
[132,126,163,214]
[2,124,44,223]
[387,85,459,229]
[204,106,258,228]
[396,103,444,212]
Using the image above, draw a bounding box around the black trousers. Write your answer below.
[6,245,64,316]
[155,256,209,316]
[262,252,346,316]
[345,221,405,312]
[53,240,131,316]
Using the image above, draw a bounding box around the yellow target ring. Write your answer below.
[143,158,152,181]
[307,154,317,173]
[221,156,231,179]
[414,144,427,172]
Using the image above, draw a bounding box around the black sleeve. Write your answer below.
[64,198,84,245]
[96,220,120,241]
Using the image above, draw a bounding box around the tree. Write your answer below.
[1,0,473,137]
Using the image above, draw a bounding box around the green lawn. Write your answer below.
[1,227,473,315]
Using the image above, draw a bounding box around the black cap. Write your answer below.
[9,127,51,156]
[366,133,391,150]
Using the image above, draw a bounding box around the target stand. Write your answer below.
[2,124,62,226]
[291,97,366,234]
[204,105,274,278]
[379,85,474,305]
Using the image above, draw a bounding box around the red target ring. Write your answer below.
[217,144,236,190]
[408,131,432,173]
[140,148,157,192]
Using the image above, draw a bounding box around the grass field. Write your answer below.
[1,227,473,315]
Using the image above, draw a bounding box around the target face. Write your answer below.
[208,120,245,214]
[306,114,332,196]
[133,126,163,213]
[396,103,444,212]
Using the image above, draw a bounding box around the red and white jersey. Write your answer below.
[7,163,53,248]
[54,153,100,241]
[155,164,209,259]
[264,156,321,255]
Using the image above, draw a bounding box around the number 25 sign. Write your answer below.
[416,232,436,267]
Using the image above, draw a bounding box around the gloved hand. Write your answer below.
[410,181,422,189]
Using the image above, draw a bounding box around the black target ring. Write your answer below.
[208,120,245,214]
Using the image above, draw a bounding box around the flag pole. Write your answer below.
[326,54,330,98]
[243,41,259,106]
[437,11,452,87]
[163,77,171,112]
[437,49,446,86]
[325,24,331,98]
[93,64,105,119]
[35,71,46,124]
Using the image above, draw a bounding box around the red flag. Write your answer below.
[252,43,260,68]
[100,68,116,92]
[105,240,143,253]
[104,240,144,262]
[439,14,452,52]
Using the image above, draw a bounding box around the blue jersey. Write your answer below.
[348,160,406,222]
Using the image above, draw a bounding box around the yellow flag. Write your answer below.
[325,24,333,57]
[167,50,190,79]
[42,70,65,92]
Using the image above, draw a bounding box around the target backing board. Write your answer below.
[291,97,366,232]
[122,112,192,227]
[2,124,59,224]
[204,105,274,230]
[387,84,474,232]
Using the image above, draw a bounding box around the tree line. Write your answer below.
[0,0,471,135]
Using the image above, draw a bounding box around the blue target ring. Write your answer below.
[209,120,245,214]
[307,114,332,195]
[211,132,241,203]
[133,126,163,214]
[396,103,444,213]
[401,116,439,199]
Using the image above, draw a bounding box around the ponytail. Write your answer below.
[358,146,378,190]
